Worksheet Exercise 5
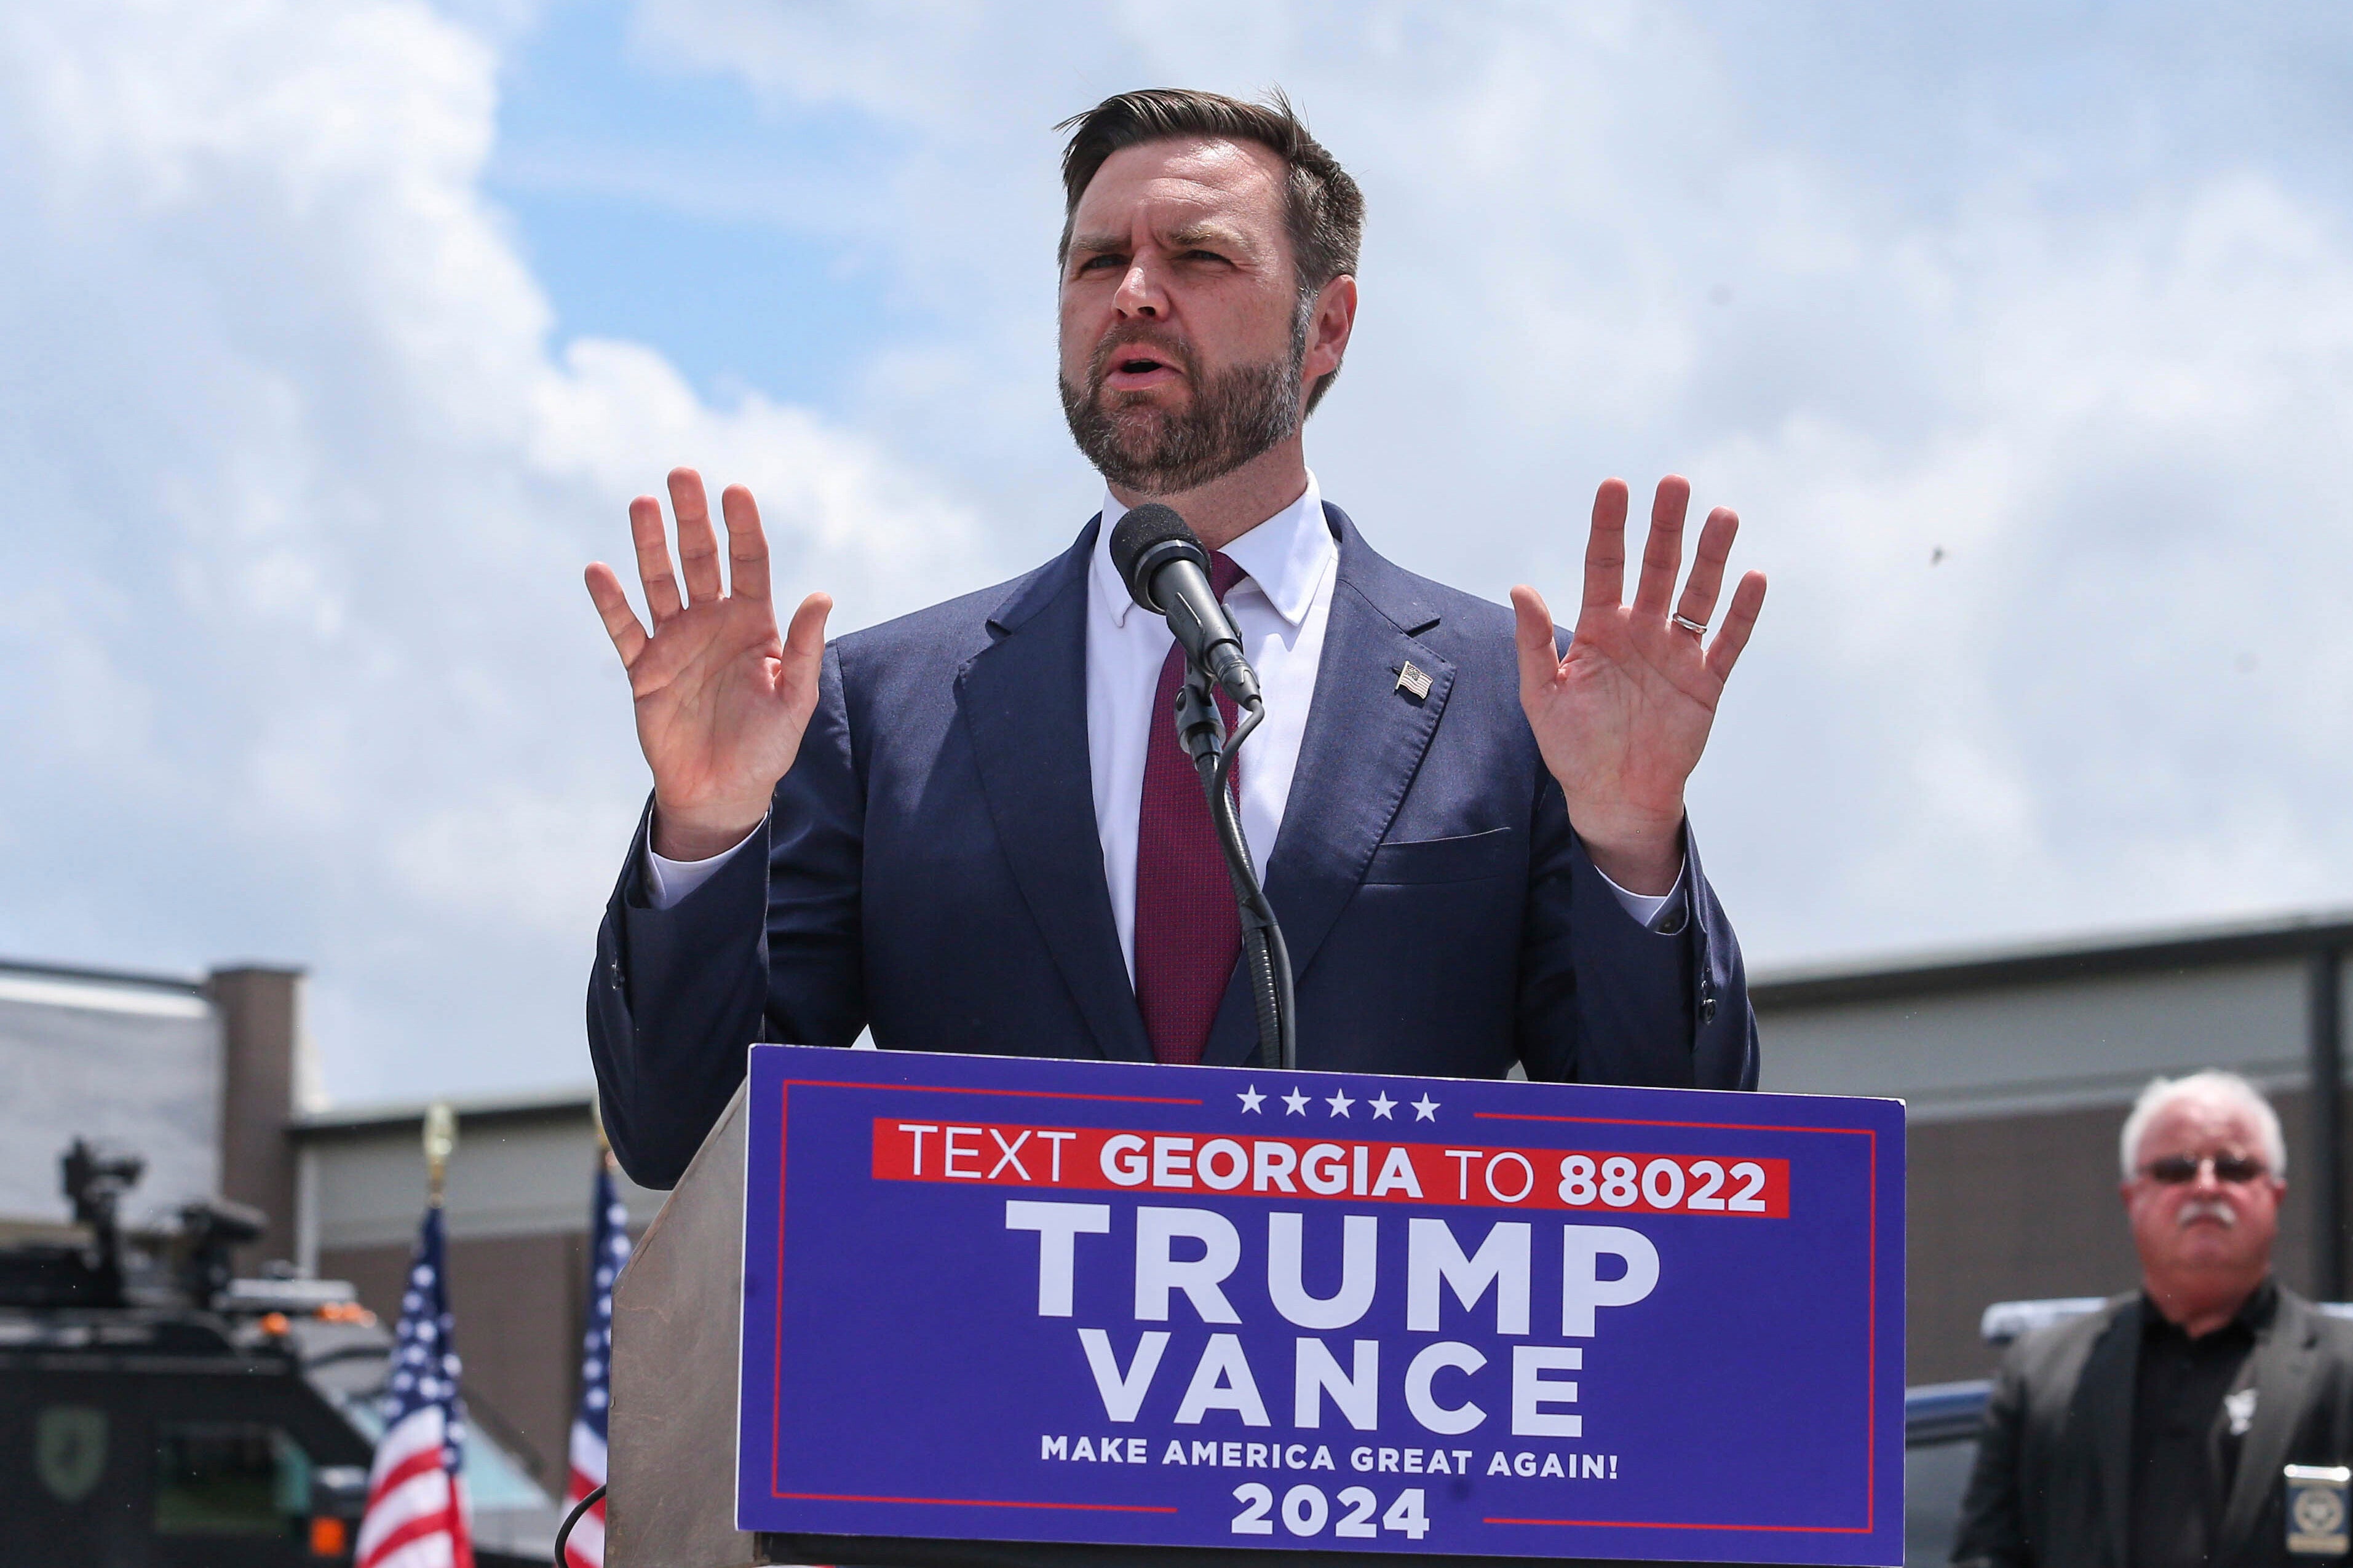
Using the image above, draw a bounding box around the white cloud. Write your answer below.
[0,0,988,1098]
[1688,166,2353,948]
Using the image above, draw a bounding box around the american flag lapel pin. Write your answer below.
[1394,662,1432,701]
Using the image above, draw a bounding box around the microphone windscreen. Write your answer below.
[1108,504,1205,612]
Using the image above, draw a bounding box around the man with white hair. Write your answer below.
[1954,1071,2353,1567]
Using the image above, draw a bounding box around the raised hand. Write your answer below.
[1510,476,1766,896]
[584,469,831,861]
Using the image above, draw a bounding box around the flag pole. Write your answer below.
[566,1096,629,1566]
[362,1099,473,1568]
[423,1101,457,1208]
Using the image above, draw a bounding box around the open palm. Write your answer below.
[1512,477,1766,895]
[584,469,831,861]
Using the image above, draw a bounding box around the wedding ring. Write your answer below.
[1670,612,1708,636]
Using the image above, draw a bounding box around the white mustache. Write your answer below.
[2179,1198,2238,1227]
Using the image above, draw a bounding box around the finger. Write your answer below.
[669,467,724,607]
[1509,585,1564,693]
[1705,571,1768,683]
[775,592,833,719]
[629,495,683,622]
[1630,475,1691,618]
[584,562,649,667]
[782,592,833,667]
[1581,478,1630,611]
[720,484,771,603]
[1673,507,1739,631]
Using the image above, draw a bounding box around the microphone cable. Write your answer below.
[553,1482,605,1566]
[1176,667,1297,1072]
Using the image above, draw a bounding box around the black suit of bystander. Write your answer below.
[1955,1285,2353,1568]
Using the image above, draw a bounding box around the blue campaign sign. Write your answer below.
[737,1045,1905,1565]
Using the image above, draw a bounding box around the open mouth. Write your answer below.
[1101,347,1184,391]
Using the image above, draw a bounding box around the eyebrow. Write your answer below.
[1065,221,1258,261]
[1165,221,1252,252]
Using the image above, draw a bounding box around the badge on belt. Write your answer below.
[2285,1464,2351,1556]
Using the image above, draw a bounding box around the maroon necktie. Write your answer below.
[1133,552,1247,1066]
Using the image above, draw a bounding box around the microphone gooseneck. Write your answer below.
[1108,502,1296,1072]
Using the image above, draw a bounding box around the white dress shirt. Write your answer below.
[645,472,1682,957]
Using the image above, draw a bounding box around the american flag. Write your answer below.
[357,1205,474,1568]
[562,1161,632,1567]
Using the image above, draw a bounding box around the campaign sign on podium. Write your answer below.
[737,1044,1905,1566]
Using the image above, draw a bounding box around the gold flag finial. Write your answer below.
[423,1101,458,1206]
[590,1094,616,1171]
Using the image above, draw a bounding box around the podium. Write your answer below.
[609,1082,766,1567]
[608,1048,1905,1568]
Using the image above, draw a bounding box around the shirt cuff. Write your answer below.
[643,818,765,910]
[1594,859,1688,933]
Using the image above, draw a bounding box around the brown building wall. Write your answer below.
[323,1230,590,1490]
[1907,1087,2346,1384]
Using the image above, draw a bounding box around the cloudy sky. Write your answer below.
[6,1,2351,1104]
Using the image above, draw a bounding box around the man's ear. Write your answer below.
[1302,274,1357,410]
[1307,274,1357,375]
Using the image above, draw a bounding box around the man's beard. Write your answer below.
[1059,319,1306,496]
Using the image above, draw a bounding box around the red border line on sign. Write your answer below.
[771,1080,1888,1538]
[772,1083,792,1494]
[1867,1125,1878,1534]
[778,1492,1178,1514]
[1484,1516,1871,1534]
[1474,1111,1876,1136]
[788,1079,1204,1106]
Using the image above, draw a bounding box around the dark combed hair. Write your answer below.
[1056,88,1365,411]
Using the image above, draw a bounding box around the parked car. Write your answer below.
[1905,1377,1991,1564]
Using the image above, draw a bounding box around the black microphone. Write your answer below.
[1108,504,1262,706]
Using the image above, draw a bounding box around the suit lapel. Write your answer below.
[1202,505,1453,1068]
[2079,1298,2140,1568]
[958,521,1153,1064]
[2219,1292,2316,1559]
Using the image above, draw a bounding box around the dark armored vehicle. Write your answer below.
[0,1141,554,1567]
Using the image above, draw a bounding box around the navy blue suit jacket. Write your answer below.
[589,504,1758,1188]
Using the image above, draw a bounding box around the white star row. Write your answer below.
[1236,1084,1438,1121]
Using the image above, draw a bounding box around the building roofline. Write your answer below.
[291,1084,597,1139]
[0,956,208,996]
[263,909,2353,1124]
[1753,906,2353,1012]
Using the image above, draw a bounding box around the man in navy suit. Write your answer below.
[582,90,1770,1189]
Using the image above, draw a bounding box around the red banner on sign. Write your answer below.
[871,1120,1788,1219]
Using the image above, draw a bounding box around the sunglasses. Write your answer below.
[2141,1152,2269,1185]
